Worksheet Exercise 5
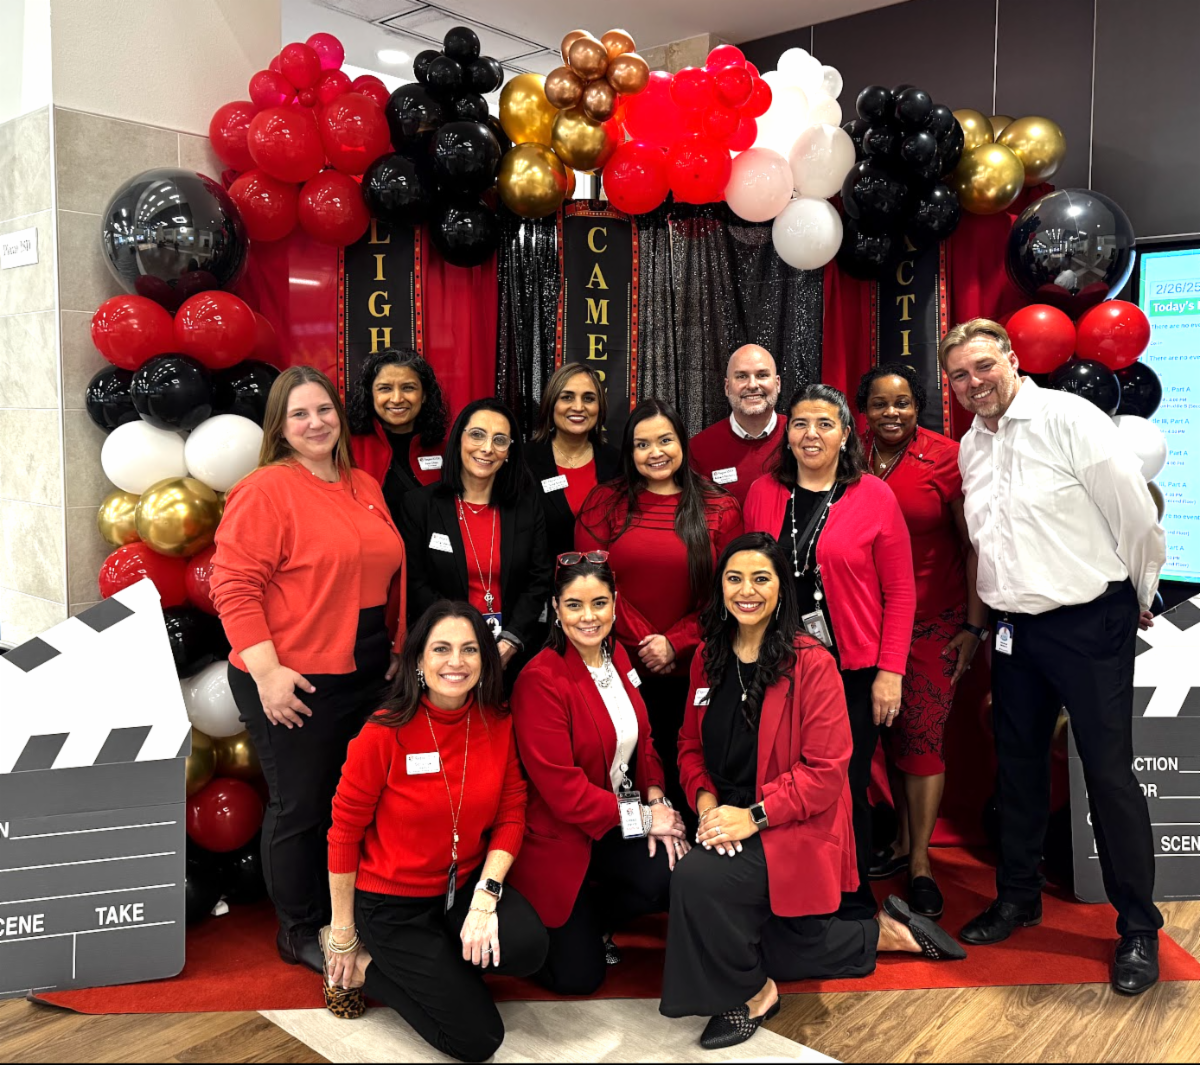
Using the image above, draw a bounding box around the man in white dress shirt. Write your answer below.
[940,318,1165,995]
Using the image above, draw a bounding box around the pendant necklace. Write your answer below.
[424,705,470,911]
[458,496,497,613]
[872,438,910,482]
[789,485,837,590]
[734,655,756,703]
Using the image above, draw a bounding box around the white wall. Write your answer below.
[0,0,52,125]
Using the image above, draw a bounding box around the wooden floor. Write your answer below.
[2,900,1198,1064]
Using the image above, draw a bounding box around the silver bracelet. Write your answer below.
[641,804,653,835]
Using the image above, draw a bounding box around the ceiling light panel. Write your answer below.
[379,9,543,60]
[316,0,427,21]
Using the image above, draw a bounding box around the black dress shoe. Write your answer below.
[882,895,966,961]
[960,899,1042,945]
[869,845,910,881]
[908,875,944,921]
[1112,934,1158,995]
[277,926,324,973]
[699,998,780,1050]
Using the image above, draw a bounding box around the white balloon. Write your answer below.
[182,659,242,738]
[753,84,809,157]
[185,414,264,493]
[772,197,844,271]
[789,123,856,199]
[725,148,795,222]
[101,420,188,495]
[820,65,843,100]
[1114,415,1167,480]
[776,48,821,93]
[806,93,843,127]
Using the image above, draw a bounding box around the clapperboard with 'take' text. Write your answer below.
[0,579,191,998]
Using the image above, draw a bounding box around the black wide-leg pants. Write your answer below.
[638,672,693,829]
[839,667,881,919]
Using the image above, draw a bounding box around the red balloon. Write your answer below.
[705,44,746,72]
[667,134,732,204]
[99,543,188,606]
[228,170,298,243]
[174,292,257,370]
[742,78,772,119]
[209,101,257,172]
[252,312,280,364]
[624,70,685,149]
[185,544,218,615]
[729,117,758,152]
[315,69,352,105]
[604,141,670,215]
[91,295,175,370]
[703,104,740,143]
[280,42,322,90]
[713,65,754,109]
[248,69,293,110]
[671,67,714,111]
[307,32,345,71]
[1005,304,1077,374]
[746,61,760,78]
[247,107,324,183]
[319,93,391,175]
[350,75,390,109]
[683,109,705,135]
[187,778,264,853]
[298,171,371,245]
[268,53,283,74]
[1075,300,1151,370]
[297,88,318,108]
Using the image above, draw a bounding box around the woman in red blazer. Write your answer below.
[743,383,916,920]
[660,534,964,1052]
[509,553,688,995]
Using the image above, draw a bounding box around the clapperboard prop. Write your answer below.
[0,579,190,999]
[1071,595,1200,902]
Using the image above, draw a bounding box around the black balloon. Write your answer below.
[426,55,466,95]
[1006,188,1137,317]
[185,857,221,925]
[385,84,446,148]
[862,125,899,159]
[413,48,440,84]
[899,130,938,170]
[841,161,910,233]
[485,115,512,155]
[842,117,870,160]
[453,92,490,122]
[363,151,436,227]
[1115,361,1163,418]
[837,219,900,281]
[856,85,893,124]
[431,121,501,196]
[468,56,504,94]
[212,360,280,425]
[906,183,962,250]
[892,83,915,95]
[102,170,247,307]
[131,354,213,431]
[219,836,267,903]
[164,606,222,677]
[443,25,481,64]
[937,121,964,175]
[430,199,500,267]
[1048,357,1122,415]
[1152,590,1165,616]
[924,104,957,142]
[894,87,933,130]
[85,366,139,432]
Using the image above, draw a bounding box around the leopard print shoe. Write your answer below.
[319,926,367,1020]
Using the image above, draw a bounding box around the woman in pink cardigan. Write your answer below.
[744,383,915,920]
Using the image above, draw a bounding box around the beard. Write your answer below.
[734,391,776,416]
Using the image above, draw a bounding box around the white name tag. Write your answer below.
[417,455,443,471]
[996,621,1014,656]
[627,668,642,688]
[618,795,646,839]
[407,752,440,774]
[711,466,738,485]
[541,474,569,493]
[430,532,453,553]
[694,687,710,706]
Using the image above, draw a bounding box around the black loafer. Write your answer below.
[869,845,910,881]
[1112,934,1158,995]
[882,895,966,961]
[277,926,324,973]
[960,899,1042,945]
[908,875,944,921]
[699,998,781,1050]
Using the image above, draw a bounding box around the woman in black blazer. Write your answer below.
[524,363,621,559]
[399,398,551,676]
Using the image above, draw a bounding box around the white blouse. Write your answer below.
[587,657,639,793]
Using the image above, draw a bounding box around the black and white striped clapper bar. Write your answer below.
[0,578,191,999]
[1070,594,1200,903]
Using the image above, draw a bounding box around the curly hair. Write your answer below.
[346,348,448,448]
[854,361,927,416]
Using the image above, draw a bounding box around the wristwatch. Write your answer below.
[962,622,989,641]
[648,796,674,809]
[750,802,769,828]
[474,878,504,900]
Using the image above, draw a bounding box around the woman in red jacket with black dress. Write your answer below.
[744,384,916,920]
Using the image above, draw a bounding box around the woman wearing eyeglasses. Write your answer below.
[508,551,687,995]
[398,399,552,678]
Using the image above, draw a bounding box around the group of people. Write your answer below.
[209,318,1166,1061]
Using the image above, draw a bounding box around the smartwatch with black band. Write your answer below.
[962,622,989,641]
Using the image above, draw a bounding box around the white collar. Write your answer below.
[972,376,1040,435]
[729,410,778,440]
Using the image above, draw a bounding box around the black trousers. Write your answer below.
[838,667,880,920]
[356,877,549,1063]
[638,671,692,828]
[992,580,1162,937]
[537,826,673,996]
[660,836,878,1017]
[228,607,391,935]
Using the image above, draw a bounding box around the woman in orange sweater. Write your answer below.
[211,366,407,973]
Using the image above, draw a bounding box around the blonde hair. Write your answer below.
[938,318,1012,369]
[258,365,356,480]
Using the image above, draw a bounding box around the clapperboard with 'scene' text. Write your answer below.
[0,579,191,999]
[1071,595,1200,902]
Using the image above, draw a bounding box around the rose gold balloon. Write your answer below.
[582,79,617,122]
[545,65,584,110]
[606,52,650,96]
[561,29,591,65]
[601,29,636,61]
[569,36,609,80]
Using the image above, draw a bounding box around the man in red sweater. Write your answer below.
[688,344,784,506]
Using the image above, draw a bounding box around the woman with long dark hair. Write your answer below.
[660,534,964,1052]
[575,398,743,816]
[322,600,549,1062]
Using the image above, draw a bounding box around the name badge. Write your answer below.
[996,620,1014,656]
[541,474,569,493]
[407,752,440,774]
[429,532,453,553]
[694,687,710,706]
[417,455,443,472]
[618,792,645,839]
[627,668,642,689]
[711,466,738,485]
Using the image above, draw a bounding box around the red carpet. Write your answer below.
[36,848,1200,1014]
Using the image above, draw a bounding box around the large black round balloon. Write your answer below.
[453,92,490,122]
[1006,188,1137,317]
[862,125,899,159]
[856,85,893,124]
[431,121,501,196]
[837,219,901,281]
[363,151,436,227]
[938,121,964,176]
[443,25,481,64]
[219,835,267,903]
[85,366,139,432]
[841,161,910,233]
[430,199,500,267]
[1048,357,1122,415]
[185,856,222,924]
[485,115,512,156]
[101,169,247,306]
[385,84,446,148]
[924,104,957,142]
[426,55,466,96]
[894,87,933,130]
[413,48,440,84]
[164,606,222,677]
[1115,361,1163,418]
[899,130,938,170]
[212,360,280,425]
[468,56,504,94]
[842,117,870,160]
[906,183,962,250]
[131,354,213,431]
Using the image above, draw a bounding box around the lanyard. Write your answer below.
[789,485,836,580]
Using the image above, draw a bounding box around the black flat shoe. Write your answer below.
[1112,934,1158,995]
[959,899,1042,945]
[699,998,781,1051]
[869,845,910,881]
[908,875,944,921]
[277,926,324,973]
[882,895,967,961]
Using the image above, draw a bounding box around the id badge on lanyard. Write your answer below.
[618,789,645,839]
[483,612,503,641]
[802,565,833,648]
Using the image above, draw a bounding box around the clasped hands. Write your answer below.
[637,634,676,674]
[696,802,759,858]
[646,801,691,869]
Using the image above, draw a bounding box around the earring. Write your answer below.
[720,604,728,621]
[775,601,781,620]
[554,618,562,628]
[840,442,846,451]
[415,666,426,689]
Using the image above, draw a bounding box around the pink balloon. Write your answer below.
[725,148,794,222]
[306,32,345,71]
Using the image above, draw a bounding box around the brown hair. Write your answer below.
[258,365,356,479]
[531,362,609,445]
[938,318,1012,369]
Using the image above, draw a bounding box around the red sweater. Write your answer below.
[327,696,526,897]
[688,415,784,506]
[350,420,444,488]
[744,474,916,675]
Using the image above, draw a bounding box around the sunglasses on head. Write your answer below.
[556,550,610,573]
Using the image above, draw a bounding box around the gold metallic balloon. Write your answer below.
[214,730,263,782]
[569,37,609,81]
[1148,482,1165,521]
[499,73,557,146]
[954,108,994,151]
[561,29,591,65]
[606,52,650,97]
[97,489,141,547]
[601,28,636,61]
[186,728,216,797]
[565,165,577,198]
[951,143,1025,215]
[989,114,1014,138]
[997,115,1067,185]
[135,476,222,557]
[215,492,226,521]
[551,106,620,173]
[582,79,617,122]
[545,65,584,110]
[498,143,570,219]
